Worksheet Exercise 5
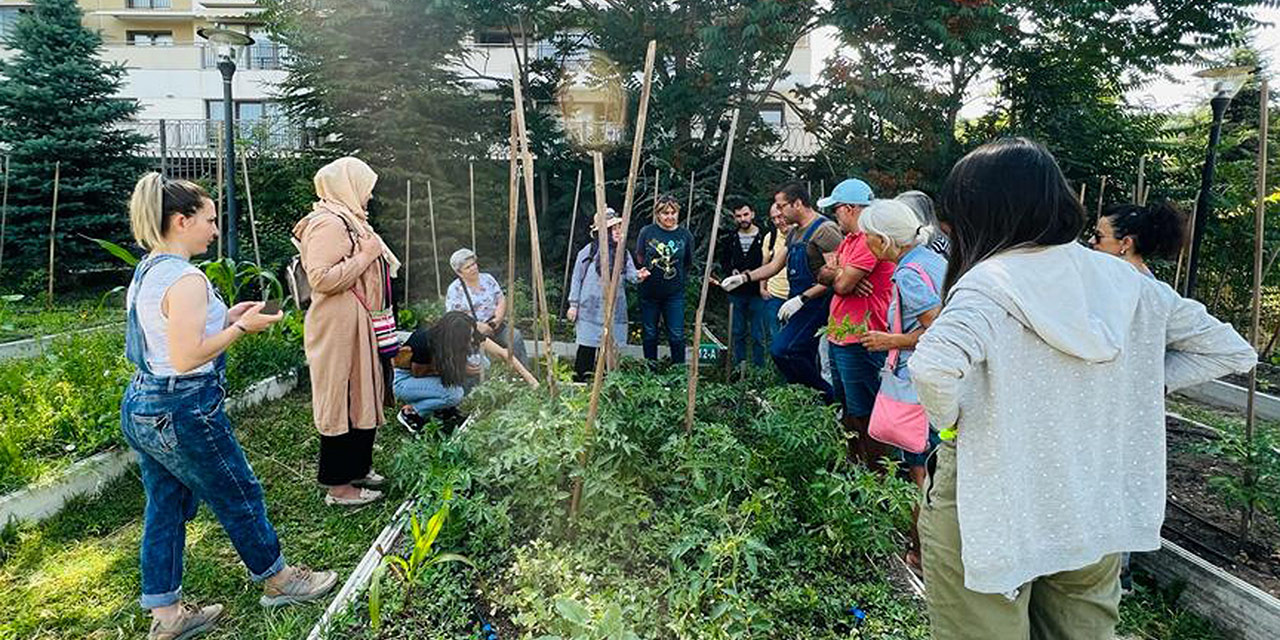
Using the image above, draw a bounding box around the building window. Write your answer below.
[127,31,174,46]
[126,0,172,8]
[0,7,25,39]
[759,104,784,128]
[206,100,285,122]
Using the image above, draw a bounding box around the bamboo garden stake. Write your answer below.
[0,155,9,274]
[511,68,557,393]
[651,167,661,222]
[469,161,477,250]
[404,180,412,305]
[1242,78,1268,547]
[1096,176,1108,218]
[428,180,441,299]
[240,154,266,296]
[572,40,657,519]
[46,162,60,306]
[685,109,741,434]
[560,168,584,314]
[506,114,519,366]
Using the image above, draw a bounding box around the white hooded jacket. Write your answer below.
[908,242,1255,594]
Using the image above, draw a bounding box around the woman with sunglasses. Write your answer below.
[1089,200,1187,278]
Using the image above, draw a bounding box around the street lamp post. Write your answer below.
[1185,65,1254,299]
[198,27,255,261]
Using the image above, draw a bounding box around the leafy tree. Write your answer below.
[0,0,149,283]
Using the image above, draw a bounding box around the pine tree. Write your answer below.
[0,0,149,284]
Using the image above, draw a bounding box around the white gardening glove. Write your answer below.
[778,295,805,322]
[720,273,749,292]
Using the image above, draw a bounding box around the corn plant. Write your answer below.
[369,489,473,632]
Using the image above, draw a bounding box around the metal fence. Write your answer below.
[201,42,288,71]
[120,118,315,182]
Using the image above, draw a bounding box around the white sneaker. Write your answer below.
[324,488,382,506]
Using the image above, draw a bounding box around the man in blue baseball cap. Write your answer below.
[816,178,896,468]
[720,181,843,402]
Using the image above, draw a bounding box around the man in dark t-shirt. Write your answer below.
[718,198,767,368]
[635,195,695,364]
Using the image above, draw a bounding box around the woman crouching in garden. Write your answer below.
[121,174,336,640]
[908,137,1255,639]
[393,310,539,433]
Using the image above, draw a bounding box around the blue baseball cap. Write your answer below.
[817,178,875,208]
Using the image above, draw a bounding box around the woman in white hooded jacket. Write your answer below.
[908,138,1255,640]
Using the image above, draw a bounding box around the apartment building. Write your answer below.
[0,2,818,160]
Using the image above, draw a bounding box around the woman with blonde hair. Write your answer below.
[294,157,401,506]
[121,174,337,640]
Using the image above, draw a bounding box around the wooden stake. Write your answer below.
[1179,193,1200,296]
[1242,78,1268,548]
[819,179,826,200]
[1096,176,1108,218]
[1135,155,1146,204]
[506,115,519,366]
[686,169,695,220]
[240,154,266,296]
[572,40,657,519]
[651,167,661,223]
[428,180,441,299]
[46,162,60,306]
[404,180,412,306]
[592,153,614,369]
[685,108,741,434]
[560,168,584,315]
[216,128,224,260]
[469,161,477,251]
[511,68,557,394]
[1078,182,1087,206]
[0,156,9,274]
[724,303,735,379]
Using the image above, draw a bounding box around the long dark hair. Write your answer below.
[939,137,1085,296]
[1101,200,1187,260]
[430,311,480,387]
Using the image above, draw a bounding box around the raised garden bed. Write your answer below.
[1164,412,1280,599]
[320,365,930,639]
[0,329,305,494]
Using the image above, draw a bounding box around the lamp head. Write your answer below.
[1193,65,1254,101]
[197,27,255,48]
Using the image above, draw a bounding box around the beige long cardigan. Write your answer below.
[295,157,400,437]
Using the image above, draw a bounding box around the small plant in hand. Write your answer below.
[817,310,872,342]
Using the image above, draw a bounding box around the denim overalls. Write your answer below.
[768,216,835,402]
[120,254,284,609]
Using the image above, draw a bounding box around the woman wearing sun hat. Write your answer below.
[567,208,649,381]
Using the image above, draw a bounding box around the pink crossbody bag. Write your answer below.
[350,260,401,357]
[868,262,936,454]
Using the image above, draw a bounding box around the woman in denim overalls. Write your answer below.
[120,174,337,640]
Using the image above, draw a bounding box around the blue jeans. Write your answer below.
[641,292,685,364]
[729,294,767,367]
[121,371,285,609]
[393,369,465,415]
[769,296,833,402]
[763,296,784,346]
[829,342,887,418]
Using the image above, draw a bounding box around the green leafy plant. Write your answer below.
[1196,425,1280,549]
[369,488,473,632]
[197,257,284,305]
[816,310,872,342]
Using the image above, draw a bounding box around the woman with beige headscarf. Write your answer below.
[293,157,401,506]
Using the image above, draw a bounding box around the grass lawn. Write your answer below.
[0,388,410,640]
[0,298,123,344]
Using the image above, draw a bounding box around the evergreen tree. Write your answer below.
[0,0,149,284]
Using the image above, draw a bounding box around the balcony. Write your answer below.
[99,41,286,71]
[122,118,312,155]
[200,41,287,71]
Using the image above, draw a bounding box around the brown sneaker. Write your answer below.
[259,565,339,607]
[148,603,224,640]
